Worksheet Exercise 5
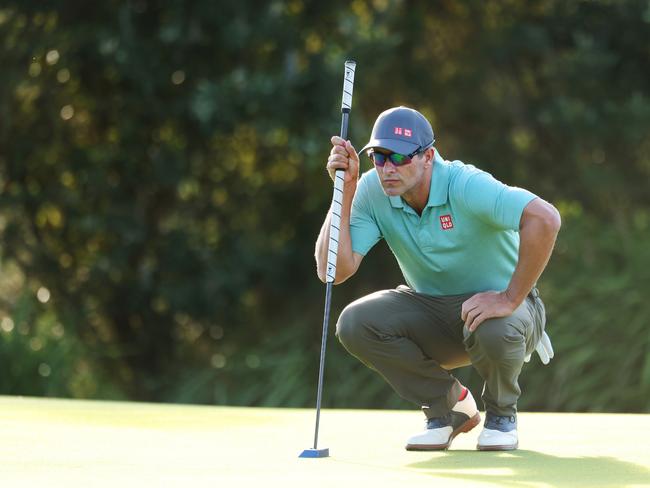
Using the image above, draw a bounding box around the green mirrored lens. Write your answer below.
[390,153,407,165]
[371,151,412,166]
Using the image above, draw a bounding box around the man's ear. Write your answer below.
[425,147,435,166]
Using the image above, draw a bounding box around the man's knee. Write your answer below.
[471,318,525,362]
[335,302,368,352]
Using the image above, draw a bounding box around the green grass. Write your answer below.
[0,396,648,487]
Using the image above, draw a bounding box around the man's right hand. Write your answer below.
[326,136,360,185]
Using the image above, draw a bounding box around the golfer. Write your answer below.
[315,106,561,451]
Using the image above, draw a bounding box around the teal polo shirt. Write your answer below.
[350,151,537,296]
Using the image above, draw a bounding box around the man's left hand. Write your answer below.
[461,291,518,332]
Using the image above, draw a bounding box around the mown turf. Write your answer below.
[0,396,648,487]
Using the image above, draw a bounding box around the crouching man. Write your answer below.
[315,106,560,450]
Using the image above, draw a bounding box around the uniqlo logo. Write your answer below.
[393,127,413,137]
[440,214,454,230]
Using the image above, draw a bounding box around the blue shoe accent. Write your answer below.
[426,414,451,429]
[427,410,473,429]
[484,413,517,433]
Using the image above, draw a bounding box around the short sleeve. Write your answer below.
[455,169,537,230]
[350,173,382,255]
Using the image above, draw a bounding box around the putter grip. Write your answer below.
[326,171,345,283]
[326,60,356,283]
[341,60,356,112]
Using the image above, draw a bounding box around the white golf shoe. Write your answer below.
[477,413,518,451]
[405,387,481,451]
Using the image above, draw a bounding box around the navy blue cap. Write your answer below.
[360,106,435,155]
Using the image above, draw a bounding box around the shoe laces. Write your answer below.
[426,414,451,429]
[485,413,516,431]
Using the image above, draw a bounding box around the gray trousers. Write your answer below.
[335,286,546,418]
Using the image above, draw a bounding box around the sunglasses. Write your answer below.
[368,143,433,167]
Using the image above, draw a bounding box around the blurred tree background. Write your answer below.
[0,0,649,412]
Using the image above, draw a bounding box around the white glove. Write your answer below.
[524,331,554,365]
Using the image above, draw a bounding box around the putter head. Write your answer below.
[299,448,329,458]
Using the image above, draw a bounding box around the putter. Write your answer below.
[299,60,357,459]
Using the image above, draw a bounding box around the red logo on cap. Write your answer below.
[440,214,454,230]
[394,127,413,137]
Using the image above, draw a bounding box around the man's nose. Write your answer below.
[382,160,397,173]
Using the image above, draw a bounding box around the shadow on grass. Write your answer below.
[408,450,650,487]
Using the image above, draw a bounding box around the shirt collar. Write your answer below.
[389,150,450,210]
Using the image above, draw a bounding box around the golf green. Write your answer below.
[0,396,648,487]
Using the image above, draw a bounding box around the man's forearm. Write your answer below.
[505,200,561,306]
[315,183,357,283]
[461,199,561,331]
